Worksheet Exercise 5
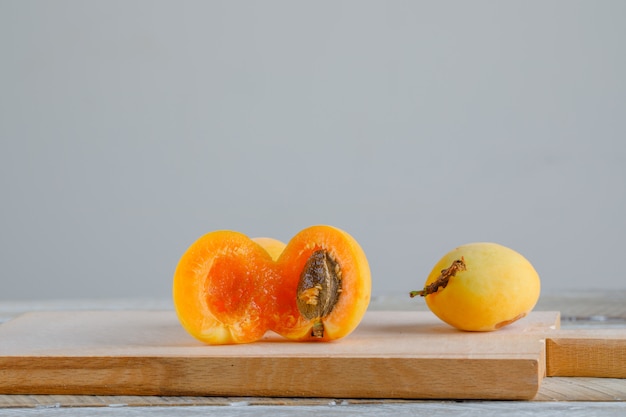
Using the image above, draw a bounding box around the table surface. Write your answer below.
[1,290,625,416]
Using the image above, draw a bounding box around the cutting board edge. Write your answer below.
[0,355,542,400]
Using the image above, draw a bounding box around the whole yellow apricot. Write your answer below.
[411,242,541,331]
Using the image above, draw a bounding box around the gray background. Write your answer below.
[1,1,625,302]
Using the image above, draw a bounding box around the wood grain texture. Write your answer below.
[536,377,626,401]
[0,311,558,400]
[1,378,625,408]
[546,331,626,378]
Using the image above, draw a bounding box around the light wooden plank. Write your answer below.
[535,377,626,401]
[2,377,626,408]
[0,311,557,400]
[546,330,626,378]
[3,400,626,417]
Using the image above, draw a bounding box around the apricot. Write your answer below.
[411,242,540,331]
[172,231,276,344]
[172,226,371,344]
[271,225,371,341]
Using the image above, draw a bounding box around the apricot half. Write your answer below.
[173,231,276,344]
[271,225,371,341]
[411,242,540,331]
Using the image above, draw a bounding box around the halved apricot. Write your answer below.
[271,225,371,341]
[173,226,371,344]
[172,230,276,344]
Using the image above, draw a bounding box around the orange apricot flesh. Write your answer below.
[172,230,276,344]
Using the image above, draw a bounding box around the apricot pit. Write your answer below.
[296,249,343,338]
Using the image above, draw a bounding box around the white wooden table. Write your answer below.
[1,290,625,416]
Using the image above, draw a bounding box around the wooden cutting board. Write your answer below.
[0,310,624,400]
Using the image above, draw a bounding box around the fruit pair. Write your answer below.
[173,225,371,344]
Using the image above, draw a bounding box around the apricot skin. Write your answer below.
[252,237,287,261]
[423,242,540,331]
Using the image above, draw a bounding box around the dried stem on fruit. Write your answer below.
[410,257,467,298]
